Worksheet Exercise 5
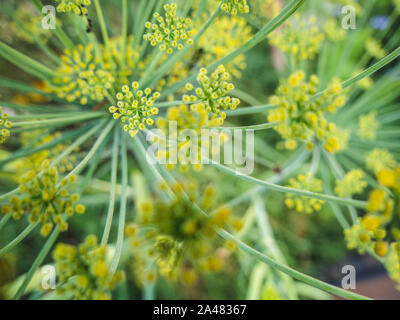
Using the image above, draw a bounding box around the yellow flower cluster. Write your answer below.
[220,0,250,15]
[249,0,282,22]
[48,43,114,105]
[344,217,388,255]
[268,71,348,152]
[0,107,12,144]
[365,38,386,59]
[109,82,160,138]
[285,173,324,214]
[335,169,368,198]
[126,181,242,284]
[269,15,324,61]
[55,0,91,16]
[143,3,193,54]
[324,19,347,42]
[11,3,51,44]
[358,110,379,141]
[183,65,240,123]
[53,235,124,300]
[18,130,77,175]
[156,104,229,172]
[366,148,396,174]
[0,160,85,237]
[345,150,400,284]
[104,36,142,85]
[196,16,252,78]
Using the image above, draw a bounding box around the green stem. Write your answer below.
[121,0,128,75]
[0,223,38,256]
[101,128,120,245]
[94,0,110,49]
[225,104,275,116]
[209,159,367,208]
[65,121,115,179]
[13,227,60,299]
[214,122,277,131]
[110,132,128,274]
[0,214,11,231]
[0,41,57,79]
[217,229,371,300]
[313,46,400,100]
[12,113,106,128]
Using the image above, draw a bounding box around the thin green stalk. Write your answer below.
[323,152,358,224]
[139,51,164,84]
[0,223,38,256]
[313,46,400,101]
[232,88,262,106]
[78,132,110,194]
[65,121,115,179]
[101,128,120,245]
[12,113,106,128]
[51,121,106,168]
[0,214,11,231]
[13,227,60,299]
[253,196,298,300]
[121,0,128,75]
[94,0,110,49]
[225,104,275,116]
[208,159,367,209]
[218,229,370,300]
[0,41,57,79]
[320,163,350,229]
[110,133,128,274]
[214,122,277,131]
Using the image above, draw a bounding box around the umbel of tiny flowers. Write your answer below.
[109,82,160,138]
[365,38,387,59]
[269,15,324,61]
[344,149,400,280]
[0,107,12,144]
[268,71,348,152]
[358,110,380,141]
[11,2,52,44]
[219,0,250,16]
[366,148,397,174]
[195,15,252,78]
[143,3,194,54]
[53,235,124,300]
[55,0,92,16]
[48,43,114,105]
[0,160,85,237]
[126,181,243,281]
[285,173,325,214]
[156,104,229,172]
[183,65,240,124]
[335,169,368,198]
